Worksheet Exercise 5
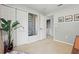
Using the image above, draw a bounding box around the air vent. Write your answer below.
[57,4,63,6]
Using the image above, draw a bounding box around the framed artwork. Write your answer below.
[74,13,79,21]
[65,15,73,22]
[58,16,64,22]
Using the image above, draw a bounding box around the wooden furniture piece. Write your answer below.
[72,35,79,54]
[0,29,4,54]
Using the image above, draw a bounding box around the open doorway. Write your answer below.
[46,16,53,39]
[46,19,51,38]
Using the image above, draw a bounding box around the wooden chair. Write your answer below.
[72,35,79,54]
[0,29,4,54]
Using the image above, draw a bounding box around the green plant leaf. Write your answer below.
[1,25,9,31]
[1,23,6,28]
[3,27,9,32]
[0,18,8,24]
[1,23,9,32]
[7,20,11,27]
[12,21,19,28]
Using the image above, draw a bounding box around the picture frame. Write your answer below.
[74,13,79,21]
[58,16,64,22]
[65,15,73,22]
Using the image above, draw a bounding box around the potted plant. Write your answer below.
[0,18,21,52]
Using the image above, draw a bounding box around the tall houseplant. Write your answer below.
[0,18,20,52]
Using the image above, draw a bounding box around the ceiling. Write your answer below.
[8,4,72,15]
[7,4,77,15]
[25,4,64,15]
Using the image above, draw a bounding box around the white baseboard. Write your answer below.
[54,39,73,46]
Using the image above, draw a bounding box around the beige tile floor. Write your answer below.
[14,37,73,54]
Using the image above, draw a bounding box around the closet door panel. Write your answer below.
[39,15,46,40]
[16,9,28,46]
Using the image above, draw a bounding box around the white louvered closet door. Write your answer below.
[16,9,28,46]
[39,15,46,40]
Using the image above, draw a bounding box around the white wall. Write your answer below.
[0,4,46,46]
[48,5,79,44]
